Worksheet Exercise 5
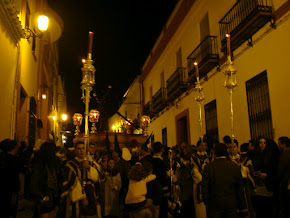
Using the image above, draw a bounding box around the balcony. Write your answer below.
[143,101,153,117]
[167,67,187,101]
[219,0,274,54]
[187,36,219,83]
[152,88,167,114]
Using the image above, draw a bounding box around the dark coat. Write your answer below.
[202,158,246,216]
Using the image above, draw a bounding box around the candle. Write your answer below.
[194,62,199,80]
[87,31,94,59]
[226,33,231,58]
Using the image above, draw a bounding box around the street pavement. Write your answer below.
[17,199,34,218]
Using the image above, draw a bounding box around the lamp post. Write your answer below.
[224,34,237,144]
[81,31,96,153]
[194,62,205,142]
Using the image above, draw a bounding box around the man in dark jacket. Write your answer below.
[202,143,247,218]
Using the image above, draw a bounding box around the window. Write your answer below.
[205,100,219,141]
[160,71,165,88]
[162,127,167,147]
[246,71,273,140]
[176,47,182,68]
[150,86,153,101]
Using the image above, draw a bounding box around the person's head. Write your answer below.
[248,140,255,151]
[197,140,207,152]
[278,136,289,151]
[223,135,231,146]
[5,140,19,155]
[108,158,115,170]
[112,151,120,162]
[39,142,56,166]
[142,161,153,175]
[214,143,228,158]
[140,143,149,156]
[128,163,147,181]
[227,140,238,156]
[89,143,96,155]
[152,142,163,154]
[75,141,85,159]
[258,137,267,151]
[240,143,249,155]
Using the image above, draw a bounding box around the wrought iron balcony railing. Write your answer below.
[152,88,167,113]
[219,0,274,54]
[167,67,187,101]
[143,101,153,117]
[187,36,219,83]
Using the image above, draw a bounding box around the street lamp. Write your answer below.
[224,34,237,144]
[61,113,68,121]
[194,62,205,142]
[89,109,100,134]
[81,31,96,152]
[24,15,49,39]
[73,113,83,136]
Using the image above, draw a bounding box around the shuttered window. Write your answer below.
[205,100,219,141]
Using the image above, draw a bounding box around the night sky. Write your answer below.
[50,0,177,130]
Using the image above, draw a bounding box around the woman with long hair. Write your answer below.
[251,137,279,218]
[30,142,60,218]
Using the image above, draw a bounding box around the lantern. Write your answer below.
[141,115,150,136]
[73,113,83,135]
[89,109,100,133]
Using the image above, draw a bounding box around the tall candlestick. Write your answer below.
[87,31,94,60]
[226,33,231,58]
[194,62,199,81]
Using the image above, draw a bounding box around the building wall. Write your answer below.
[0,25,18,140]
[0,0,64,144]
[143,0,290,146]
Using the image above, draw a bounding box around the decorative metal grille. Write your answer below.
[246,71,273,140]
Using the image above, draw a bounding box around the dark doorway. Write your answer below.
[175,109,190,145]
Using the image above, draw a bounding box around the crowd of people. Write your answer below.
[0,134,289,218]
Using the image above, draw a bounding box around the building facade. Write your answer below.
[139,0,290,147]
[0,0,65,145]
[108,76,142,133]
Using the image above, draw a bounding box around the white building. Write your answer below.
[139,0,290,147]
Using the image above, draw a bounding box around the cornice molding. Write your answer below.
[0,0,25,45]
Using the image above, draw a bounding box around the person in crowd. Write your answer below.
[87,143,103,218]
[142,161,163,218]
[103,158,122,217]
[228,139,239,162]
[223,135,232,147]
[1,139,22,218]
[277,137,290,218]
[151,142,169,218]
[251,137,279,218]
[190,144,207,218]
[59,141,99,218]
[202,143,248,217]
[30,142,60,218]
[229,142,256,217]
[139,143,153,165]
[125,163,156,217]
[176,146,195,217]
